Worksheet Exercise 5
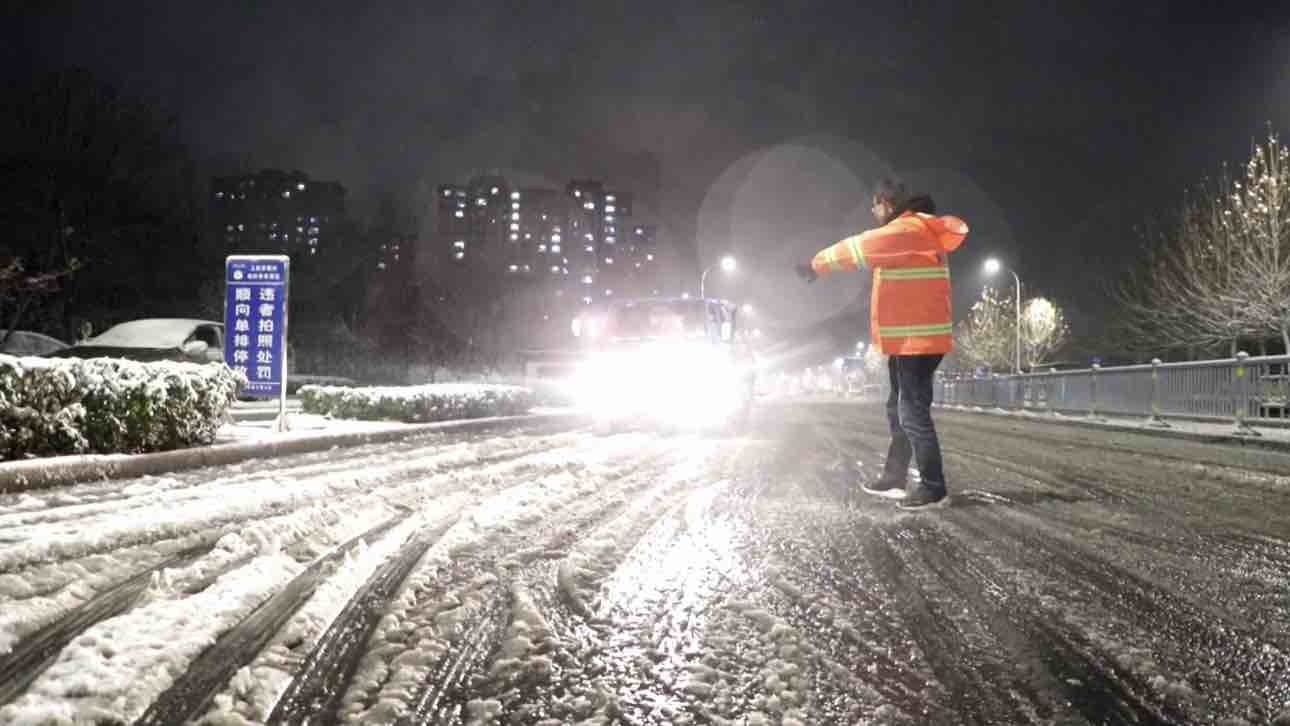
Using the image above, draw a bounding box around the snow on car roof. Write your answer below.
[84,319,221,349]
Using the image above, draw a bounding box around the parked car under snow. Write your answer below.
[0,330,70,357]
[50,318,225,365]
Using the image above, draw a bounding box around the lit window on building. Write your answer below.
[511,202,520,210]
[510,223,520,231]
[605,257,614,264]
[539,244,547,252]
[477,198,487,206]
[551,233,561,242]
[509,264,519,272]
[511,212,520,221]
[583,201,595,210]
[510,233,519,241]
[585,245,594,253]
[455,210,465,218]
[573,189,582,197]
[511,191,521,200]
[551,245,561,253]
[454,240,466,249]
[606,194,616,202]
[605,206,616,213]
[606,236,616,243]
[297,182,306,191]
[455,251,465,260]
[443,189,452,197]
[582,275,593,284]
[605,289,613,296]
[491,186,499,195]
[216,191,225,199]
[282,190,291,198]
[583,296,592,304]
[646,253,655,261]
[551,265,560,273]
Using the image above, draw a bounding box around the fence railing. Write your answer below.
[935,353,1290,434]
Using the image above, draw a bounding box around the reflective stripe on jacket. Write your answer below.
[811,211,968,355]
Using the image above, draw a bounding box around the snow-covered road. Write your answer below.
[1,403,1288,725]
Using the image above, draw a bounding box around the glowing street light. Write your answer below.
[700,255,737,299]
[984,257,1022,374]
[855,341,866,352]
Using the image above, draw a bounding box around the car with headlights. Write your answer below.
[572,297,755,432]
[49,318,225,364]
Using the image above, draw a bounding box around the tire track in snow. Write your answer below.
[949,505,1290,723]
[333,435,694,724]
[0,542,215,706]
[135,512,409,725]
[0,432,570,532]
[897,516,1182,725]
[266,515,463,725]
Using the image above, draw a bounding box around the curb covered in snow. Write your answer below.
[935,403,1290,454]
[0,411,585,494]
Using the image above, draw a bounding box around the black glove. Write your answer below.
[794,263,818,283]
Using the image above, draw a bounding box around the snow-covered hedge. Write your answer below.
[298,383,535,423]
[0,354,244,460]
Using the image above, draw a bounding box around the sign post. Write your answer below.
[224,255,291,431]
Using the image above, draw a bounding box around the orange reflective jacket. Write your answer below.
[811,211,968,355]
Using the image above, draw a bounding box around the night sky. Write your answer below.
[7,1,1290,336]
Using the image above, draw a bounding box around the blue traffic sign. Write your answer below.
[224,256,290,397]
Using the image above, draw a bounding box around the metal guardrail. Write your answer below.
[935,353,1290,435]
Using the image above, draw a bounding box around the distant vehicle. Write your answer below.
[0,330,70,357]
[50,318,225,365]
[841,356,867,397]
[572,297,756,432]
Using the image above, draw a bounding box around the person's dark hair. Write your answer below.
[874,178,936,223]
[873,177,909,208]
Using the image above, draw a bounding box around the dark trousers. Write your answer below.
[884,354,946,488]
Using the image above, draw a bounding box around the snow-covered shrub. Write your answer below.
[298,383,534,423]
[0,354,244,460]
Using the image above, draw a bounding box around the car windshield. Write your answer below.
[605,301,707,339]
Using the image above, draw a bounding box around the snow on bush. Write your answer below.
[298,383,535,423]
[0,354,243,460]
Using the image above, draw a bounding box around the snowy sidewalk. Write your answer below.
[0,409,582,494]
[938,402,1290,451]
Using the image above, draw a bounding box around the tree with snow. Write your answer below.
[1019,296,1070,369]
[954,286,1071,371]
[953,286,1013,371]
[1114,132,1290,356]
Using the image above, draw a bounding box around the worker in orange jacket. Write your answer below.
[796,178,968,508]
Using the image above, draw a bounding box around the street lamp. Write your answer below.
[984,257,1022,374]
[700,255,736,299]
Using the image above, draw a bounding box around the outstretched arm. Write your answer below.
[810,218,939,276]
